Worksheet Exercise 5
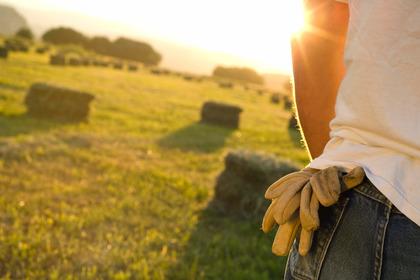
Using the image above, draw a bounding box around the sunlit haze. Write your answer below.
[2,0,304,74]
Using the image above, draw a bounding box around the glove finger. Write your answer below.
[274,190,301,225]
[262,199,278,233]
[341,166,364,191]
[300,182,319,231]
[272,210,301,256]
[298,228,314,256]
[300,167,319,176]
[311,166,341,206]
[265,172,311,199]
[309,190,320,229]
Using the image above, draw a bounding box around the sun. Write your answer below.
[282,1,306,36]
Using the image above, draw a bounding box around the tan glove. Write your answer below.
[262,166,365,256]
[310,166,365,206]
[262,168,318,256]
[298,166,365,255]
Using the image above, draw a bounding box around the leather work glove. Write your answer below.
[262,168,318,256]
[262,166,365,256]
[298,166,364,255]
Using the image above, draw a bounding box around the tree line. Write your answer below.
[212,66,264,85]
[42,27,162,66]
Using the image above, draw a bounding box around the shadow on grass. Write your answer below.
[0,113,61,137]
[166,207,288,280]
[158,122,236,153]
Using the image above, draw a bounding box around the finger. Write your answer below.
[265,172,311,199]
[300,182,319,231]
[298,229,314,256]
[272,211,301,256]
[311,166,341,206]
[341,166,364,191]
[300,167,319,176]
[309,191,320,229]
[274,191,301,225]
[262,199,278,233]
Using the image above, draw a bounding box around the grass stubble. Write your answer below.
[0,51,309,279]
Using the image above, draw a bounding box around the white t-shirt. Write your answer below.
[309,0,420,226]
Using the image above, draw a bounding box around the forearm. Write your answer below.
[291,0,349,160]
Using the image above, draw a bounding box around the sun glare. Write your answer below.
[283,1,305,36]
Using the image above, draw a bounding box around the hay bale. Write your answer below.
[81,57,91,66]
[50,54,66,66]
[201,101,243,128]
[113,62,123,69]
[284,96,293,110]
[210,150,300,219]
[271,93,280,104]
[150,69,161,75]
[128,64,138,71]
[93,60,109,67]
[69,57,81,66]
[20,45,29,52]
[219,82,233,89]
[0,47,7,59]
[25,83,94,122]
[36,47,46,54]
[4,39,27,52]
[289,115,299,129]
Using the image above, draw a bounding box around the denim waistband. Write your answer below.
[352,177,402,214]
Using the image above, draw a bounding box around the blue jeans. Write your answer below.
[285,178,420,280]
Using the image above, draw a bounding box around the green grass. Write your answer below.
[0,50,309,279]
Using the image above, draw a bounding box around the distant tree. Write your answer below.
[15,28,33,41]
[111,37,162,66]
[86,36,112,56]
[42,27,87,46]
[212,66,264,85]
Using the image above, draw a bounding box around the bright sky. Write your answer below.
[6,0,304,73]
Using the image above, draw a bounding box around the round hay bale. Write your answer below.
[201,101,243,128]
[25,83,95,122]
[209,149,300,220]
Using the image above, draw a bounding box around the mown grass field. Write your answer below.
[0,50,309,279]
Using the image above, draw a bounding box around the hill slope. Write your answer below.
[0,4,28,36]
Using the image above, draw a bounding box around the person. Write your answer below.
[271,0,420,279]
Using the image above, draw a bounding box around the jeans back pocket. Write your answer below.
[286,196,349,280]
